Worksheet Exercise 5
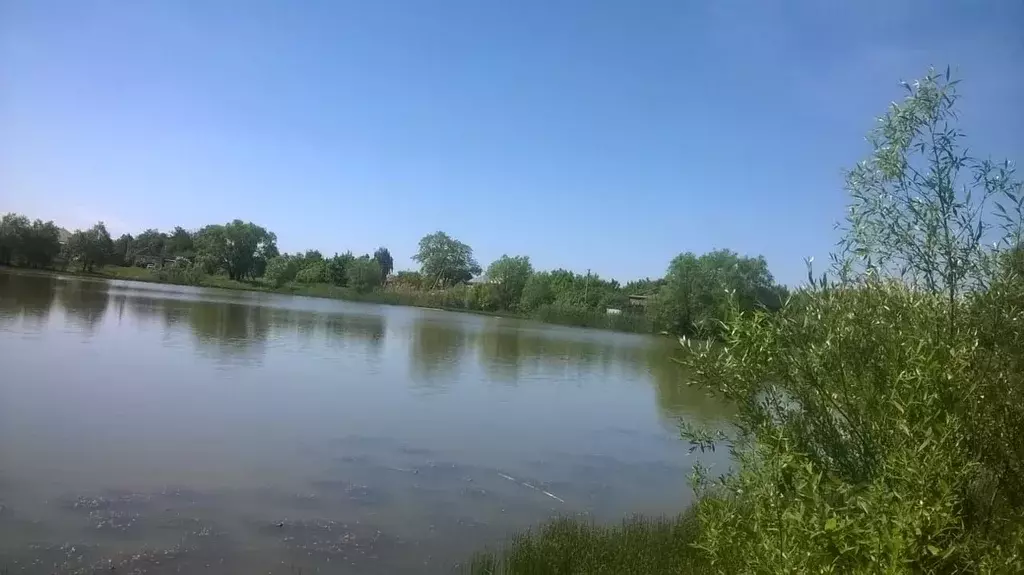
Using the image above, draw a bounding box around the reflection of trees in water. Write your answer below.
[645,344,736,429]
[475,324,634,384]
[0,271,58,329]
[187,301,272,364]
[55,278,110,333]
[409,317,469,389]
[114,293,191,328]
[323,313,385,349]
[470,320,734,428]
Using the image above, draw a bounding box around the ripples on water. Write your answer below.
[0,269,732,573]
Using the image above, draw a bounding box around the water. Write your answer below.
[0,269,731,574]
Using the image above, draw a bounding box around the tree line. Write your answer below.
[1,214,788,335]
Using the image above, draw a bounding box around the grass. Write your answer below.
[462,512,707,575]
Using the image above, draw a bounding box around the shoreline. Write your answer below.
[0,265,656,335]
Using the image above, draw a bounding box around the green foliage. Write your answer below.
[194,220,277,280]
[486,254,533,310]
[154,260,204,285]
[0,214,61,268]
[264,255,299,287]
[66,222,114,272]
[326,252,355,286]
[167,226,194,258]
[677,69,1024,574]
[652,249,777,337]
[464,513,706,575]
[392,270,424,289]
[519,271,556,311]
[373,247,394,282]
[294,259,328,284]
[111,233,134,267]
[413,231,482,287]
[346,256,382,293]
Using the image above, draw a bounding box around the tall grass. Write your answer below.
[464,513,708,575]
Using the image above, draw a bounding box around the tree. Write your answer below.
[654,249,776,336]
[392,270,424,289]
[67,222,113,272]
[264,255,299,287]
[194,220,277,280]
[112,233,134,266]
[677,69,1024,572]
[486,254,533,310]
[0,213,27,265]
[134,229,168,263]
[412,231,481,288]
[295,259,328,284]
[373,247,394,283]
[347,256,382,293]
[166,227,194,258]
[520,271,556,311]
[21,219,62,268]
[327,252,355,286]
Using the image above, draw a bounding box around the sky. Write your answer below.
[1,1,1021,285]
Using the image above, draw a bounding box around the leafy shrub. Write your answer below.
[346,257,381,293]
[678,69,1024,574]
[294,259,327,284]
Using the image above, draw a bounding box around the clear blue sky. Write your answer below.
[1,1,1021,285]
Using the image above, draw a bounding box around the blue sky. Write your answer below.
[1,1,1021,285]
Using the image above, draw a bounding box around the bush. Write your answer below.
[676,69,1024,573]
[294,259,327,284]
[346,257,381,293]
[154,261,204,285]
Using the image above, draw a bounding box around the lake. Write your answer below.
[0,269,731,574]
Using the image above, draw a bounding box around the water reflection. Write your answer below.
[409,316,469,390]
[0,270,57,330]
[187,301,272,364]
[56,278,110,333]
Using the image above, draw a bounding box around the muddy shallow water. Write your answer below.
[0,269,731,573]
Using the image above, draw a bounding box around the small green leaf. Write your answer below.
[927,545,941,556]
[824,518,838,532]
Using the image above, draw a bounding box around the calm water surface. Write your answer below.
[0,269,731,574]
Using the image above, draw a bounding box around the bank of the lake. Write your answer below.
[6,264,656,334]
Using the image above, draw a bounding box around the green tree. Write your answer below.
[654,249,775,336]
[0,213,30,265]
[392,270,424,289]
[67,222,113,272]
[112,233,134,266]
[21,219,62,268]
[413,231,481,288]
[166,226,194,258]
[327,252,355,286]
[486,254,533,310]
[194,220,277,280]
[373,247,394,283]
[347,256,382,293]
[264,255,299,287]
[680,69,1024,573]
[520,271,556,311]
[295,259,328,284]
[134,229,168,263]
